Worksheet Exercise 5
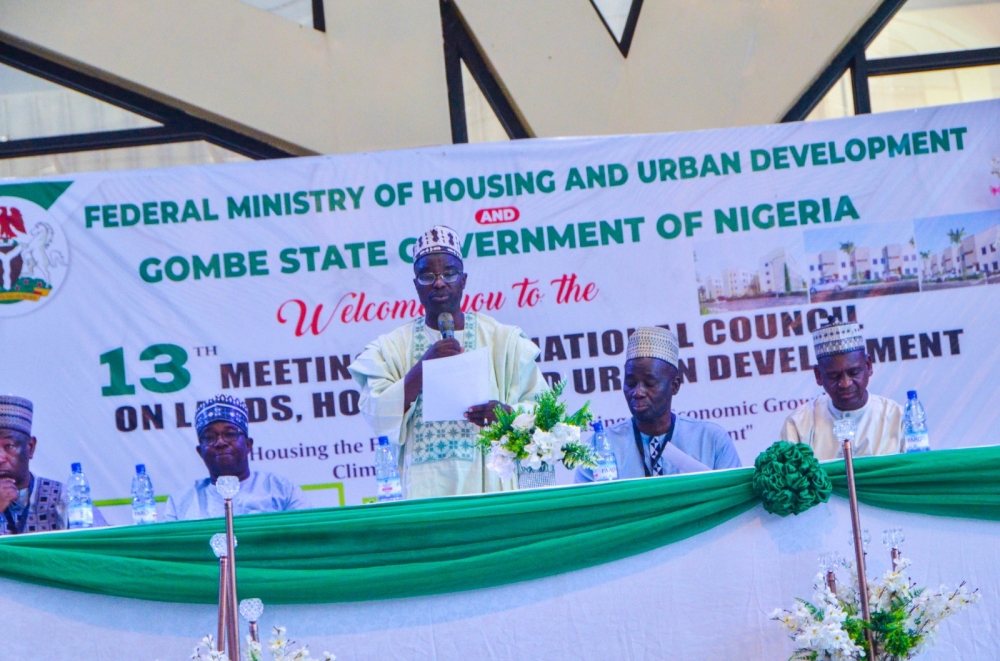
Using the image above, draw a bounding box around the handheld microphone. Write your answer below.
[438,312,455,340]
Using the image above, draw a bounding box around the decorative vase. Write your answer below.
[516,461,556,489]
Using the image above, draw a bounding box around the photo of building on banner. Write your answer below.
[802,220,920,301]
[916,209,1000,290]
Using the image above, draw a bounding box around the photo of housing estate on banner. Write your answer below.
[695,209,1000,314]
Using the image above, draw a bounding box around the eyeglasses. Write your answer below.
[198,431,244,447]
[415,271,463,286]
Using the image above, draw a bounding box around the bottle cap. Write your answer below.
[378,436,390,446]
[907,390,917,399]
[592,421,604,432]
[71,462,82,473]
[136,464,146,474]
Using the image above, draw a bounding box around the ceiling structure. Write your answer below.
[0,0,996,169]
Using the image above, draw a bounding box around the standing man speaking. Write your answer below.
[350,225,546,499]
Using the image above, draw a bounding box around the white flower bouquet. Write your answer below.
[771,553,979,660]
[188,627,334,661]
[476,380,596,481]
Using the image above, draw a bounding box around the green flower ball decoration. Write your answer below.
[752,441,833,516]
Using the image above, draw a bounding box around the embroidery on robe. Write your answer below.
[1,476,63,535]
[26,478,63,532]
[409,313,480,464]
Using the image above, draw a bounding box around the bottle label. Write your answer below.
[132,504,158,525]
[68,506,94,528]
[377,478,403,502]
[594,462,618,481]
[904,432,930,453]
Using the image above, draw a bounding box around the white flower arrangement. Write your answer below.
[188,628,334,661]
[771,553,979,660]
[771,572,869,661]
[190,636,229,661]
[477,380,595,479]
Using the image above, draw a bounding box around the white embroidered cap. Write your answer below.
[414,225,463,262]
[0,395,33,436]
[813,321,866,360]
[626,326,679,368]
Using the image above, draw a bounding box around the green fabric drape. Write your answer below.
[0,446,997,604]
[825,445,1000,519]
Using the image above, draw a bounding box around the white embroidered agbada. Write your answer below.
[780,393,904,460]
[349,312,546,499]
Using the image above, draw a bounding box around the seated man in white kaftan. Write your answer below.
[164,395,310,521]
[349,225,546,499]
[0,395,106,534]
[780,321,904,460]
[575,327,741,482]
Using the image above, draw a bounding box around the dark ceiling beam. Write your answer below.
[441,0,531,142]
[782,0,908,121]
[867,47,1000,76]
[0,40,293,160]
[0,127,204,159]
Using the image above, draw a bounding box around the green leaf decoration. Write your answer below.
[561,442,597,470]
[533,379,567,432]
[474,380,597,469]
[565,399,593,428]
[752,441,832,516]
[475,404,525,455]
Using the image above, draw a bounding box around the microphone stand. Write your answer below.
[835,419,875,659]
[239,598,264,645]
[210,533,236,654]
[225,501,239,658]
[216,476,242,661]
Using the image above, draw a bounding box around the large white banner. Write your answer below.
[2,100,999,520]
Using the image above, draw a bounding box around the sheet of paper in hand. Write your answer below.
[421,348,490,422]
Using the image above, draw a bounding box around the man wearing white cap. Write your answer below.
[0,395,106,534]
[577,327,741,481]
[350,225,546,499]
[780,321,903,460]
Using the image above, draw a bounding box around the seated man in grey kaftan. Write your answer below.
[576,327,741,482]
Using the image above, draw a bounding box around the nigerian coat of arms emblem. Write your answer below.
[0,196,69,317]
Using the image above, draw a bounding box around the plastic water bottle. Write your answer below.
[375,436,403,502]
[66,462,94,529]
[903,390,930,453]
[131,464,157,525]
[591,421,618,481]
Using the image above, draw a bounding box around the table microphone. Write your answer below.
[438,312,455,340]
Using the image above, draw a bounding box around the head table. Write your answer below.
[1,446,997,660]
